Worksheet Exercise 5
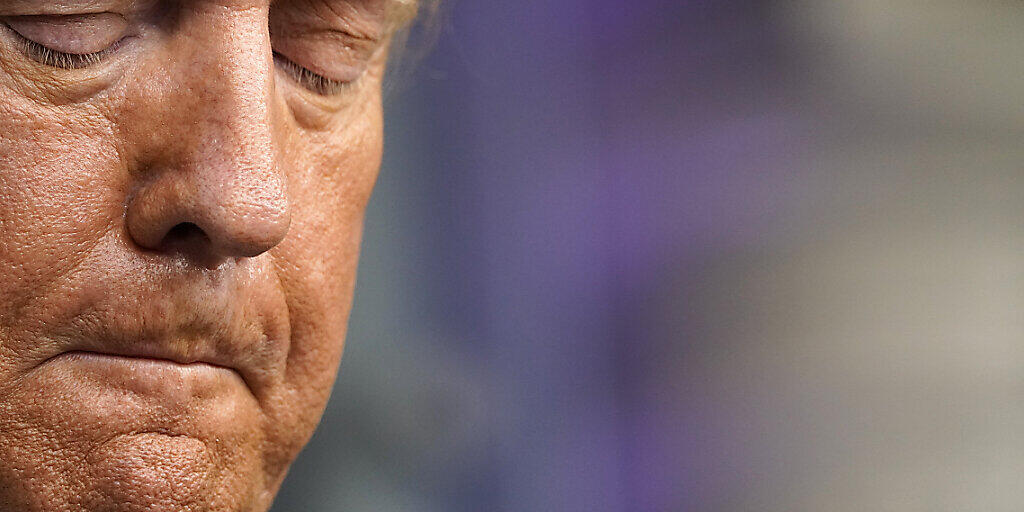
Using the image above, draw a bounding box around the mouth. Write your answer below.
[14,347,261,437]
[25,272,288,402]
[36,347,255,399]
[52,350,242,374]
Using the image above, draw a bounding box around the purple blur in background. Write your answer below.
[277,1,1024,511]
[272,2,786,511]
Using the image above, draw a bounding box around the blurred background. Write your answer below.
[273,1,1024,511]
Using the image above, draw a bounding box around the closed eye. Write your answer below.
[0,14,129,70]
[10,33,122,69]
[273,51,353,96]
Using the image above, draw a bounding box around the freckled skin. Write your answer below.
[0,1,399,510]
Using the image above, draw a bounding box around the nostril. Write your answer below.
[165,222,206,239]
[162,222,210,249]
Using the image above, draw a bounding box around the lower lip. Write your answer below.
[42,351,246,401]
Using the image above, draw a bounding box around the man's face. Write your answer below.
[0,0,405,509]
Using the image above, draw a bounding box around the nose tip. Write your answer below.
[205,204,291,258]
[127,176,291,260]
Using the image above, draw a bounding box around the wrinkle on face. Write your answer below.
[0,0,399,510]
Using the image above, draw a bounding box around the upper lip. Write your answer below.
[41,340,260,395]
[36,304,280,399]
[22,258,289,401]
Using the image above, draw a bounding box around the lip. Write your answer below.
[34,350,252,406]
[45,349,243,377]
[34,337,263,399]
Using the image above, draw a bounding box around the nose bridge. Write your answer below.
[126,10,291,259]
[175,11,279,178]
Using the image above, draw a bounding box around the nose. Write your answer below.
[125,14,290,261]
[127,169,291,259]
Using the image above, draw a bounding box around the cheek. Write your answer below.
[255,108,382,477]
[276,124,381,377]
[279,98,383,287]
[0,100,122,337]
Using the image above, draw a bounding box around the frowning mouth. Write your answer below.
[36,349,253,399]
[53,350,241,374]
[29,283,285,402]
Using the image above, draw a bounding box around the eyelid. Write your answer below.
[273,52,353,96]
[10,33,122,70]
[2,13,128,55]
[269,32,375,86]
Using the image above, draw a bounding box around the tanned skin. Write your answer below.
[0,0,412,509]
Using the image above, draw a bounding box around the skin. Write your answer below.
[0,0,415,510]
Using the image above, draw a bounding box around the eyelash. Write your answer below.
[6,26,350,97]
[273,52,352,96]
[12,33,122,70]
